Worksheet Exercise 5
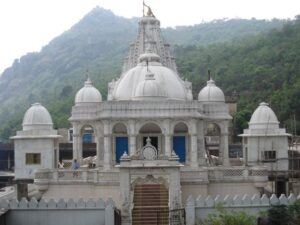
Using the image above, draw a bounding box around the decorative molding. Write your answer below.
[185,193,300,225]
[0,197,115,210]
[186,193,299,208]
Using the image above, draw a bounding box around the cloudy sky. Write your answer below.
[0,0,299,73]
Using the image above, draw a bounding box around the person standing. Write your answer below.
[72,159,80,177]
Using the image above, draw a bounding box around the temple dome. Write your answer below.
[75,78,102,104]
[112,52,187,101]
[198,79,225,102]
[249,102,279,129]
[134,71,166,99]
[22,103,53,131]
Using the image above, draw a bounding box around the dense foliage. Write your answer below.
[196,200,300,225]
[175,17,300,135]
[197,206,256,225]
[0,7,295,140]
[264,199,300,225]
[163,18,286,46]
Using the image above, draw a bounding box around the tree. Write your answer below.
[197,206,256,225]
[263,199,300,225]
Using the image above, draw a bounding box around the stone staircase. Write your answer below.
[132,183,169,225]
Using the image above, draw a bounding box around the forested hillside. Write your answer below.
[0,7,293,140]
[175,17,300,134]
[0,7,138,140]
[163,18,285,45]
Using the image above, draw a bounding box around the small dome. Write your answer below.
[75,78,102,104]
[134,71,166,99]
[22,103,53,131]
[249,102,279,129]
[198,79,225,102]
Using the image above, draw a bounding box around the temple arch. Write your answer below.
[80,125,96,167]
[173,122,189,163]
[205,122,221,164]
[112,122,128,164]
[138,122,162,155]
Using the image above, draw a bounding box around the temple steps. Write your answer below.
[132,184,169,225]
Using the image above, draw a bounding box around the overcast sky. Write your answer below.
[0,0,299,74]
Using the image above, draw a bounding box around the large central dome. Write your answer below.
[112,52,188,101]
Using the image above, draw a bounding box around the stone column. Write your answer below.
[128,120,137,156]
[105,204,115,225]
[169,168,181,209]
[242,137,247,166]
[103,121,111,170]
[165,134,172,157]
[163,119,172,157]
[96,136,102,167]
[197,120,206,165]
[72,124,82,162]
[190,134,198,167]
[120,169,132,225]
[129,135,136,156]
[186,196,195,225]
[189,120,198,167]
[56,141,59,169]
[220,121,230,166]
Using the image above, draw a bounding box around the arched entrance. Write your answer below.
[173,122,188,163]
[138,123,162,154]
[113,123,128,164]
[205,123,221,156]
[81,125,96,167]
[205,123,221,165]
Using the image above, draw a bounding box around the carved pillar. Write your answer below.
[129,135,136,156]
[72,124,82,162]
[96,136,101,167]
[197,120,206,165]
[129,120,137,156]
[169,168,182,209]
[120,169,131,224]
[220,121,230,166]
[189,120,198,167]
[103,120,111,170]
[163,119,172,157]
[165,134,172,157]
[190,134,198,167]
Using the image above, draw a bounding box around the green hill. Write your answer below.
[0,7,291,140]
[175,17,300,134]
[163,18,285,45]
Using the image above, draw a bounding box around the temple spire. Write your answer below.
[208,69,211,80]
[85,69,90,80]
[122,5,177,74]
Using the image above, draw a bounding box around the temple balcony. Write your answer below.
[34,168,120,190]
[34,166,268,189]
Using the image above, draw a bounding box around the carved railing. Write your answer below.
[180,170,208,183]
[34,167,266,185]
[34,169,119,185]
[207,167,267,182]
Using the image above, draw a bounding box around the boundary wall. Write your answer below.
[185,193,300,225]
[0,197,116,225]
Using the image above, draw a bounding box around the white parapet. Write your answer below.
[185,193,300,225]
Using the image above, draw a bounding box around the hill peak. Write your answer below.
[85,6,115,18]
